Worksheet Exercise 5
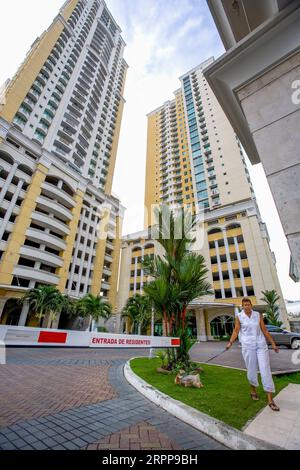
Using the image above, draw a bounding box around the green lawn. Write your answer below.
[130,358,300,430]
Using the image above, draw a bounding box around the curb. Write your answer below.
[124,360,281,451]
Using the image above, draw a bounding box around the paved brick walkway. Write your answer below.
[0,364,116,428]
[84,422,182,450]
[0,348,227,450]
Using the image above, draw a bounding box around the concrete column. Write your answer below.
[51,312,61,330]
[68,207,86,295]
[195,308,207,341]
[0,179,24,240]
[140,247,145,292]
[133,256,138,294]
[76,208,93,297]
[234,236,247,296]
[0,162,18,207]
[114,313,122,333]
[84,209,98,294]
[222,228,237,297]
[0,298,7,322]
[18,302,30,327]
[214,240,225,298]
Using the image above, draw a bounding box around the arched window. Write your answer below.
[210,315,235,338]
[18,164,33,177]
[208,227,222,235]
[226,223,241,231]
[0,151,14,166]
[144,243,154,250]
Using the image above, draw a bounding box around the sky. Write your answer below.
[0,0,299,300]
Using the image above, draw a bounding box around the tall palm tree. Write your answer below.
[121,294,152,334]
[260,289,283,327]
[143,207,211,366]
[77,294,112,331]
[21,285,63,327]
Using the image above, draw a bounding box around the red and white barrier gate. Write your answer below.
[0,326,180,348]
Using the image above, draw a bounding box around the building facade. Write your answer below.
[204,0,300,282]
[118,60,290,338]
[0,0,127,328]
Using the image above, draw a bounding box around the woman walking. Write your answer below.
[226,298,280,411]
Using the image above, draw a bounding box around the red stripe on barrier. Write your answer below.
[38,331,67,344]
[171,338,180,346]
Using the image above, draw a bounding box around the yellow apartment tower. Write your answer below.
[0,0,127,329]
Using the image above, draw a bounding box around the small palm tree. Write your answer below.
[77,294,112,331]
[121,294,152,334]
[261,289,283,327]
[21,285,63,327]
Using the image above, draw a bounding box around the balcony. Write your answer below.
[36,195,73,222]
[26,227,66,251]
[36,122,49,136]
[73,152,85,168]
[23,97,35,111]
[41,110,54,126]
[45,59,54,72]
[33,81,43,94]
[20,246,63,268]
[63,114,79,132]
[52,88,63,102]
[37,74,47,87]
[13,266,59,285]
[43,188,71,215]
[57,128,74,144]
[31,211,70,236]
[17,106,31,120]
[32,132,45,146]
[210,188,219,197]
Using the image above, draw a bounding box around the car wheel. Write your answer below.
[291,338,300,350]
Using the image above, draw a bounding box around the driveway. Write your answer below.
[191,341,300,374]
[0,347,226,450]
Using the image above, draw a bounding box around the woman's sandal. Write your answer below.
[268,401,280,411]
[250,392,259,401]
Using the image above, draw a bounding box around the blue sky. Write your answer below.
[0,1,298,299]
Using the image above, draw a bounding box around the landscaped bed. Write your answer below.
[130,357,300,430]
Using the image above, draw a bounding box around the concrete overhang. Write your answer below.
[204,1,300,165]
[206,0,294,50]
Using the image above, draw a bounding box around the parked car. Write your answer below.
[266,325,300,349]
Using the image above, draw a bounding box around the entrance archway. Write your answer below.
[210,315,234,338]
[0,299,22,325]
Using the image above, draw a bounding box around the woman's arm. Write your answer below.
[226,316,241,349]
[259,315,279,353]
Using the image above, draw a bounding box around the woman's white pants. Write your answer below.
[242,346,275,393]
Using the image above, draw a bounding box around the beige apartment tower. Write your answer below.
[0,0,127,329]
[117,59,289,338]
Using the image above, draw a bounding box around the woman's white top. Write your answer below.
[236,310,267,350]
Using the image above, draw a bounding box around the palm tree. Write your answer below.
[77,294,112,331]
[143,207,211,367]
[260,290,283,327]
[21,285,63,327]
[121,294,152,334]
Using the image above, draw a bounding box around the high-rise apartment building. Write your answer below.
[145,58,254,223]
[0,0,127,328]
[117,59,289,338]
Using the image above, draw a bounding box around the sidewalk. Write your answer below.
[243,384,300,449]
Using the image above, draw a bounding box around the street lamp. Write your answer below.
[149,302,155,359]
[146,274,155,359]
